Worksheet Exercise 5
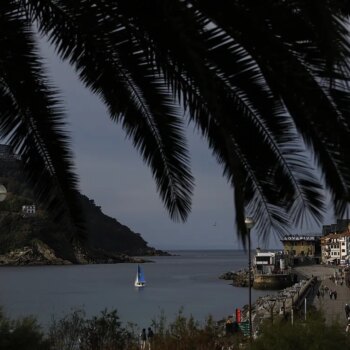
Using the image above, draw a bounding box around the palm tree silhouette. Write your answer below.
[1,1,350,239]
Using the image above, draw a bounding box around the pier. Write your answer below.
[241,275,317,336]
[240,264,350,337]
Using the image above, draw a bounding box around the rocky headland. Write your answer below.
[0,153,169,266]
[0,240,154,266]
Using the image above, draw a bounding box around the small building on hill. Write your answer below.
[22,205,36,217]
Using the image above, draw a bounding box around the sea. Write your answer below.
[0,250,276,330]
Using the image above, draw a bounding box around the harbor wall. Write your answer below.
[253,274,294,290]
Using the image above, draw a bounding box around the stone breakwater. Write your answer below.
[219,269,295,289]
[219,269,316,335]
[240,277,317,336]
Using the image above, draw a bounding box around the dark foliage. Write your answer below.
[0,310,50,350]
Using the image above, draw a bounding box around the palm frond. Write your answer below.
[7,0,350,243]
[23,0,194,221]
[0,1,81,237]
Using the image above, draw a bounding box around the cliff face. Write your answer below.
[0,156,166,264]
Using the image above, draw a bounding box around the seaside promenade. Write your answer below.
[293,265,350,327]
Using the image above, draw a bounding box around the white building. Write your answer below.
[22,205,36,216]
[254,250,286,274]
[321,232,350,265]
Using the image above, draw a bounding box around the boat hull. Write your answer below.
[135,264,146,287]
[134,282,146,288]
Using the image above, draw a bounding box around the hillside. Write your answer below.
[0,150,166,264]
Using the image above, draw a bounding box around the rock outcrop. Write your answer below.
[0,240,154,266]
[219,269,252,287]
[0,240,72,266]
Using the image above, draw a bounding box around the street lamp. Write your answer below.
[277,295,287,318]
[263,298,277,323]
[0,185,7,202]
[245,216,255,340]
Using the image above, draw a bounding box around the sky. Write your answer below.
[39,41,336,251]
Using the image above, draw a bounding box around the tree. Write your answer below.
[1,1,350,240]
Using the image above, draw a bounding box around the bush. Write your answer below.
[251,311,349,350]
[48,309,138,350]
[1,307,348,350]
[149,309,245,350]
[0,309,49,350]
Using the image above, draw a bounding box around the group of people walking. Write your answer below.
[140,327,154,350]
[316,284,338,299]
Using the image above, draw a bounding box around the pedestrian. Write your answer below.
[147,327,154,350]
[346,317,350,333]
[329,290,333,299]
[225,316,234,335]
[334,290,338,300]
[140,328,147,350]
[345,304,350,319]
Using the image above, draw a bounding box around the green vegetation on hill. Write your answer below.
[0,158,161,263]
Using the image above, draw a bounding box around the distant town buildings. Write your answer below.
[279,219,350,266]
[319,219,350,265]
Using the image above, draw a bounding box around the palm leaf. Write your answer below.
[0,1,81,237]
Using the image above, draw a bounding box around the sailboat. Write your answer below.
[134,264,146,287]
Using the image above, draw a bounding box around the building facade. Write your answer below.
[321,232,350,265]
[281,234,321,257]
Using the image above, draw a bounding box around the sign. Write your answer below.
[238,321,250,336]
[283,235,316,241]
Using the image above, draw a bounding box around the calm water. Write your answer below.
[0,250,273,329]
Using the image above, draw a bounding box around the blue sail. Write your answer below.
[138,265,146,283]
[135,264,146,287]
